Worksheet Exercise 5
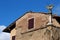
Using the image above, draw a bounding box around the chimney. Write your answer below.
[47,5,54,25]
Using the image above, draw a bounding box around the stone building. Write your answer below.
[3,11,60,40]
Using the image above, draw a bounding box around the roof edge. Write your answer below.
[3,11,60,33]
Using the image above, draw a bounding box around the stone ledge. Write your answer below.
[21,25,60,34]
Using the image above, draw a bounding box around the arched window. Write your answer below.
[28,18,34,29]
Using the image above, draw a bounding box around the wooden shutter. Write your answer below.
[28,18,34,29]
[12,36,15,40]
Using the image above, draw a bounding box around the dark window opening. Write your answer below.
[12,36,15,40]
[28,18,34,29]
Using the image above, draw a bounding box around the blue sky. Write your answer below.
[0,0,60,26]
[0,0,60,40]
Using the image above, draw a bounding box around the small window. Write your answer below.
[28,18,34,29]
[12,36,15,40]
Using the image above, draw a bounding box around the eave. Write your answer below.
[3,22,16,33]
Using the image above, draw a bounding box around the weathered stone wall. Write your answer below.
[16,12,49,33]
[10,28,16,40]
[15,12,60,40]
[16,26,60,40]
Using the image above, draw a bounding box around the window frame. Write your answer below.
[28,17,34,29]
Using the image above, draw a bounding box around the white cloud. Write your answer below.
[0,25,6,31]
[0,25,10,40]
